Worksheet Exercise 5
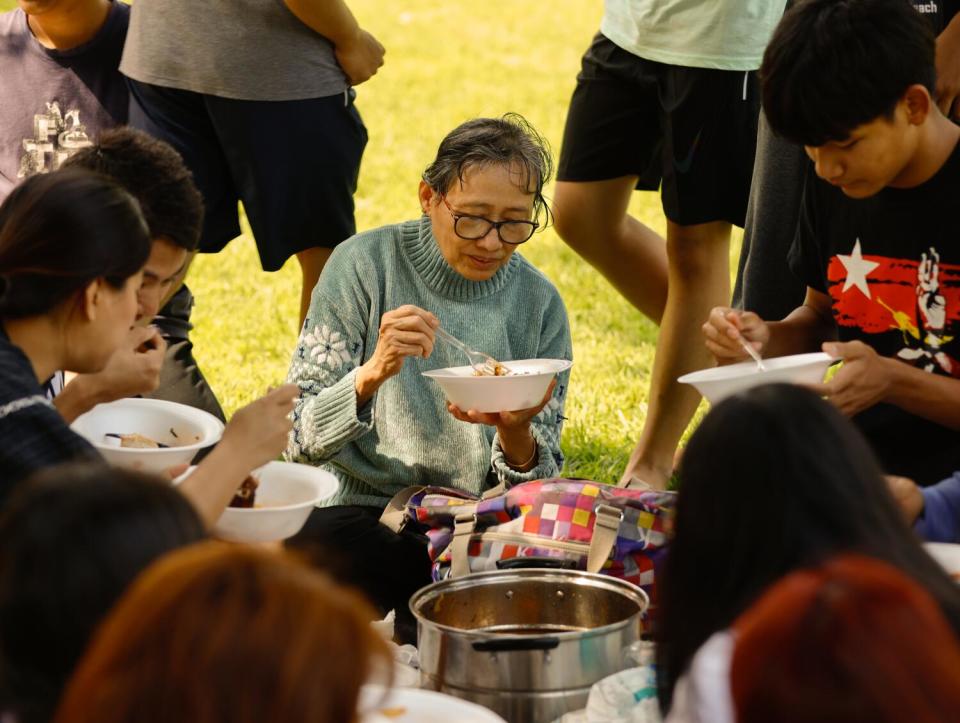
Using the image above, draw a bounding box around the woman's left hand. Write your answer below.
[446,379,556,430]
[447,380,556,471]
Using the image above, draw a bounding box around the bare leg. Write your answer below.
[553,178,668,324]
[296,246,334,328]
[620,220,732,489]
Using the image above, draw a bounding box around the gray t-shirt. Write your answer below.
[120,0,348,101]
[0,1,129,201]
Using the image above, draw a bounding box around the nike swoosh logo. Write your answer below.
[673,128,704,174]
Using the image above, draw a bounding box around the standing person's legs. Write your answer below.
[205,90,368,329]
[553,178,668,323]
[621,220,731,487]
[621,67,760,489]
[295,247,334,327]
[127,80,241,419]
[553,33,669,324]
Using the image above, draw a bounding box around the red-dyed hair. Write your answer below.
[731,554,960,723]
[54,542,391,723]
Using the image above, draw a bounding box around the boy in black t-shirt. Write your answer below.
[704,0,960,486]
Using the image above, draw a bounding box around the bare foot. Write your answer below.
[619,460,671,490]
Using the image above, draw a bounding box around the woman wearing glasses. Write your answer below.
[284,114,572,638]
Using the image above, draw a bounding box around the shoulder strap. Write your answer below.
[450,513,477,577]
[379,486,426,533]
[587,504,624,573]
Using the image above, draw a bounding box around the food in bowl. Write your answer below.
[176,461,339,543]
[229,474,260,509]
[473,361,510,377]
[104,432,168,449]
[423,358,572,413]
[72,398,225,474]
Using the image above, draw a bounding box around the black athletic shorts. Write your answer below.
[127,81,368,271]
[557,33,761,228]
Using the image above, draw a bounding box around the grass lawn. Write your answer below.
[2,0,743,482]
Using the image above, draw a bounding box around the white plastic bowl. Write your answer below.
[422,358,572,413]
[177,461,339,543]
[924,542,960,581]
[72,398,224,473]
[678,352,837,404]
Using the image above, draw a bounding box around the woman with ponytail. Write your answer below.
[0,169,298,527]
[0,168,150,499]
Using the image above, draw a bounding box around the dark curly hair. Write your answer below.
[64,127,204,251]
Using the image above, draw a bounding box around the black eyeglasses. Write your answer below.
[441,196,538,245]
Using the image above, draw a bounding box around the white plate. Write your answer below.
[72,397,224,473]
[423,358,572,413]
[359,686,506,723]
[678,352,837,404]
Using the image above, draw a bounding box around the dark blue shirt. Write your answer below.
[0,326,101,505]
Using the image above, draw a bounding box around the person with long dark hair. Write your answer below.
[0,168,297,524]
[656,384,960,713]
[0,464,206,723]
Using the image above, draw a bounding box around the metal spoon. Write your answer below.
[739,336,767,371]
[434,326,510,376]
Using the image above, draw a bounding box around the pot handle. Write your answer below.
[472,636,560,653]
[496,557,578,571]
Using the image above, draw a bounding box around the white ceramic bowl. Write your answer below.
[359,685,506,723]
[678,352,837,404]
[72,398,224,473]
[924,542,960,581]
[178,461,339,543]
[422,358,572,413]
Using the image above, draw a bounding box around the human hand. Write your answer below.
[356,305,438,401]
[936,18,960,120]
[807,341,892,416]
[446,379,556,431]
[918,249,946,332]
[335,28,385,86]
[886,474,924,525]
[220,384,298,470]
[702,307,770,364]
[88,325,166,401]
[448,380,556,471]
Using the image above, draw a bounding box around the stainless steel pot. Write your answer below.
[411,569,649,723]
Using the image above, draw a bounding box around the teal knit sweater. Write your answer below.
[284,217,572,508]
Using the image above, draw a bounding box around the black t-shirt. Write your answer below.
[789,142,960,487]
[0,1,129,202]
[913,0,948,32]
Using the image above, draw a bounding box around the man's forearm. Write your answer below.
[765,303,837,357]
[884,360,960,430]
[283,0,360,46]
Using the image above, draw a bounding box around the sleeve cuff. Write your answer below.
[491,425,560,487]
[916,475,960,543]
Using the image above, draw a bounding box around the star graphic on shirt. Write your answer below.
[837,238,880,298]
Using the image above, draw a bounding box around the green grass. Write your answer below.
[4,0,742,482]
